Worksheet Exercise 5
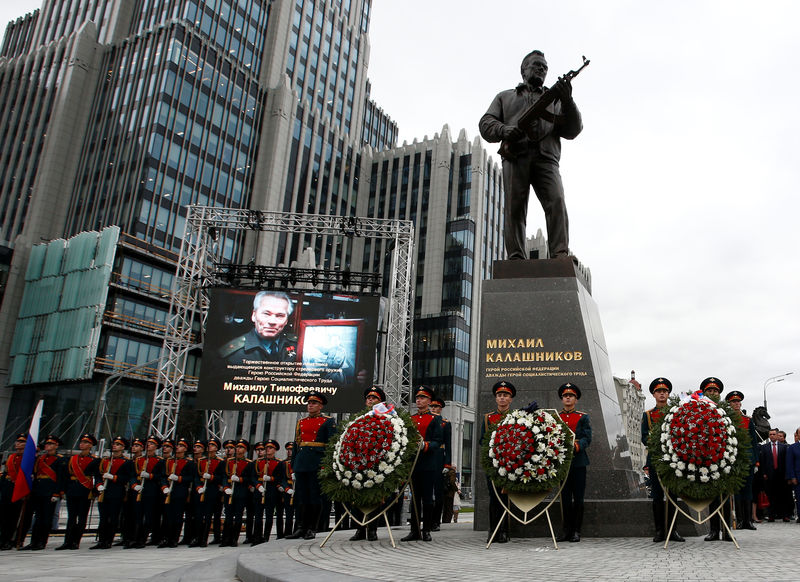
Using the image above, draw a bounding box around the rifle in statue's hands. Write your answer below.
[498,56,590,161]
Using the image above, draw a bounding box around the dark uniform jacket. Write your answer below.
[65,454,98,498]
[293,415,336,473]
[93,456,134,500]
[220,328,297,364]
[641,406,668,469]
[560,409,591,468]
[433,415,452,469]
[411,412,444,472]
[32,453,67,498]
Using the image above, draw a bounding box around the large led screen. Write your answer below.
[196,288,380,412]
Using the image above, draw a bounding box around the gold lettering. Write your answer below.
[486,340,497,349]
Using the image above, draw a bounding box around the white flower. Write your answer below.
[710,464,718,472]
[700,475,710,482]
[352,481,362,489]
[515,468,523,475]
[508,473,517,481]
[687,474,696,481]
[364,480,374,488]
[366,470,376,479]
[711,472,720,480]
[723,466,731,473]
[386,452,396,463]
[678,461,686,471]
[375,474,385,484]
[391,442,401,452]
[344,471,352,479]
[378,462,389,473]
[498,468,507,477]
[687,463,695,471]
[662,454,671,461]
[342,479,350,486]
[698,467,708,475]
[675,470,683,477]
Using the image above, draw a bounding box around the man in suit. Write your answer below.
[760,427,790,521]
[784,427,800,523]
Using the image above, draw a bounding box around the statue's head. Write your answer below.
[521,50,548,87]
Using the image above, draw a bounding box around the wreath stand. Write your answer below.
[486,477,567,549]
[664,489,739,549]
[320,443,422,549]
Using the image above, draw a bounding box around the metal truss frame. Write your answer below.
[149,207,414,440]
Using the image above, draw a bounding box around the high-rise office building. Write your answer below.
[0,1,501,490]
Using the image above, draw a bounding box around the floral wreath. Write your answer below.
[481,403,574,494]
[648,392,750,501]
[320,403,421,507]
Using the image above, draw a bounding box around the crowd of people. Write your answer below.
[0,386,461,551]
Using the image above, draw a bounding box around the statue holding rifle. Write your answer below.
[479,51,589,261]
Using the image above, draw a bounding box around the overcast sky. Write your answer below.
[2,1,798,437]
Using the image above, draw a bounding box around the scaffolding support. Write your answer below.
[148,208,414,440]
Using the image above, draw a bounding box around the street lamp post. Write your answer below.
[763,372,794,410]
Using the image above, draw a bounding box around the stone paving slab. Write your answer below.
[1,519,798,582]
[238,520,800,582]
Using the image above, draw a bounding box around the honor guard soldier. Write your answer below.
[557,383,592,542]
[726,390,759,531]
[204,438,225,545]
[152,439,175,545]
[221,439,254,547]
[286,391,336,540]
[0,434,27,550]
[401,386,444,542]
[699,377,732,541]
[159,438,196,547]
[481,380,516,543]
[130,436,163,548]
[251,440,286,545]
[120,437,145,547]
[57,434,99,550]
[429,396,452,532]
[276,441,296,538]
[349,387,388,542]
[92,436,135,549]
[191,439,225,547]
[181,439,207,545]
[642,378,685,542]
[20,435,66,550]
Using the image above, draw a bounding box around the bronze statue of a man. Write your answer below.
[479,50,582,260]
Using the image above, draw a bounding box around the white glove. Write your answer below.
[133,484,143,492]
[258,485,265,493]
[286,488,294,496]
[162,487,170,495]
[442,468,449,475]
[168,474,179,482]
[50,496,59,503]
[230,474,240,483]
[264,475,273,482]
[203,472,212,480]
[197,486,206,494]
[277,486,285,493]
[140,471,150,479]
[224,487,233,495]
[103,472,114,480]
[96,485,105,492]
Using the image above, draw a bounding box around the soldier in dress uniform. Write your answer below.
[221,439,255,547]
[57,433,99,550]
[191,438,225,547]
[557,383,591,543]
[180,439,207,545]
[481,380,516,543]
[158,438,196,548]
[251,439,286,544]
[130,435,163,548]
[152,438,175,545]
[204,438,225,545]
[726,390,759,531]
[429,396,452,532]
[699,377,733,541]
[0,434,27,550]
[275,441,296,539]
[91,436,135,549]
[286,391,336,540]
[641,378,685,543]
[350,386,388,542]
[20,434,66,550]
[120,437,145,547]
[401,386,444,542]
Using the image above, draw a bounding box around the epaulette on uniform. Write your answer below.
[219,335,246,358]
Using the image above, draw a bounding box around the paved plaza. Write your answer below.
[1,516,798,582]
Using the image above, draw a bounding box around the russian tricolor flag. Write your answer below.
[12,400,43,503]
